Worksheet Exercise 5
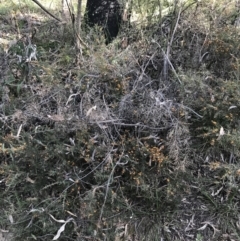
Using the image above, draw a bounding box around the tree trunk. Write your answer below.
[62,0,71,22]
[75,0,83,65]
[122,0,132,24]
[84,0,122,44]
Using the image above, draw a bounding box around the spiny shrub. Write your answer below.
[179,69,240,159]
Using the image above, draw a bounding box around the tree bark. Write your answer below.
[62,0,71,22]
[75,0,83,65]
[122,0,133,24]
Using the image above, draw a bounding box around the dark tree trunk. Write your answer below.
[84,0,122,44]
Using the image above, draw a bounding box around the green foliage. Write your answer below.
[196,233,203,241]
[204,26,240,77]
[179,70,240,158]
[1,0,240,241]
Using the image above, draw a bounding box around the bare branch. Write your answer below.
[31,0,61,22]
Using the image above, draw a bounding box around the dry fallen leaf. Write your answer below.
[47,115,64,122]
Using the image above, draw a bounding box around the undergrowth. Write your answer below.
[1,0,240,240]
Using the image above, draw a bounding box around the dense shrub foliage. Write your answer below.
[1,0,240,240]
